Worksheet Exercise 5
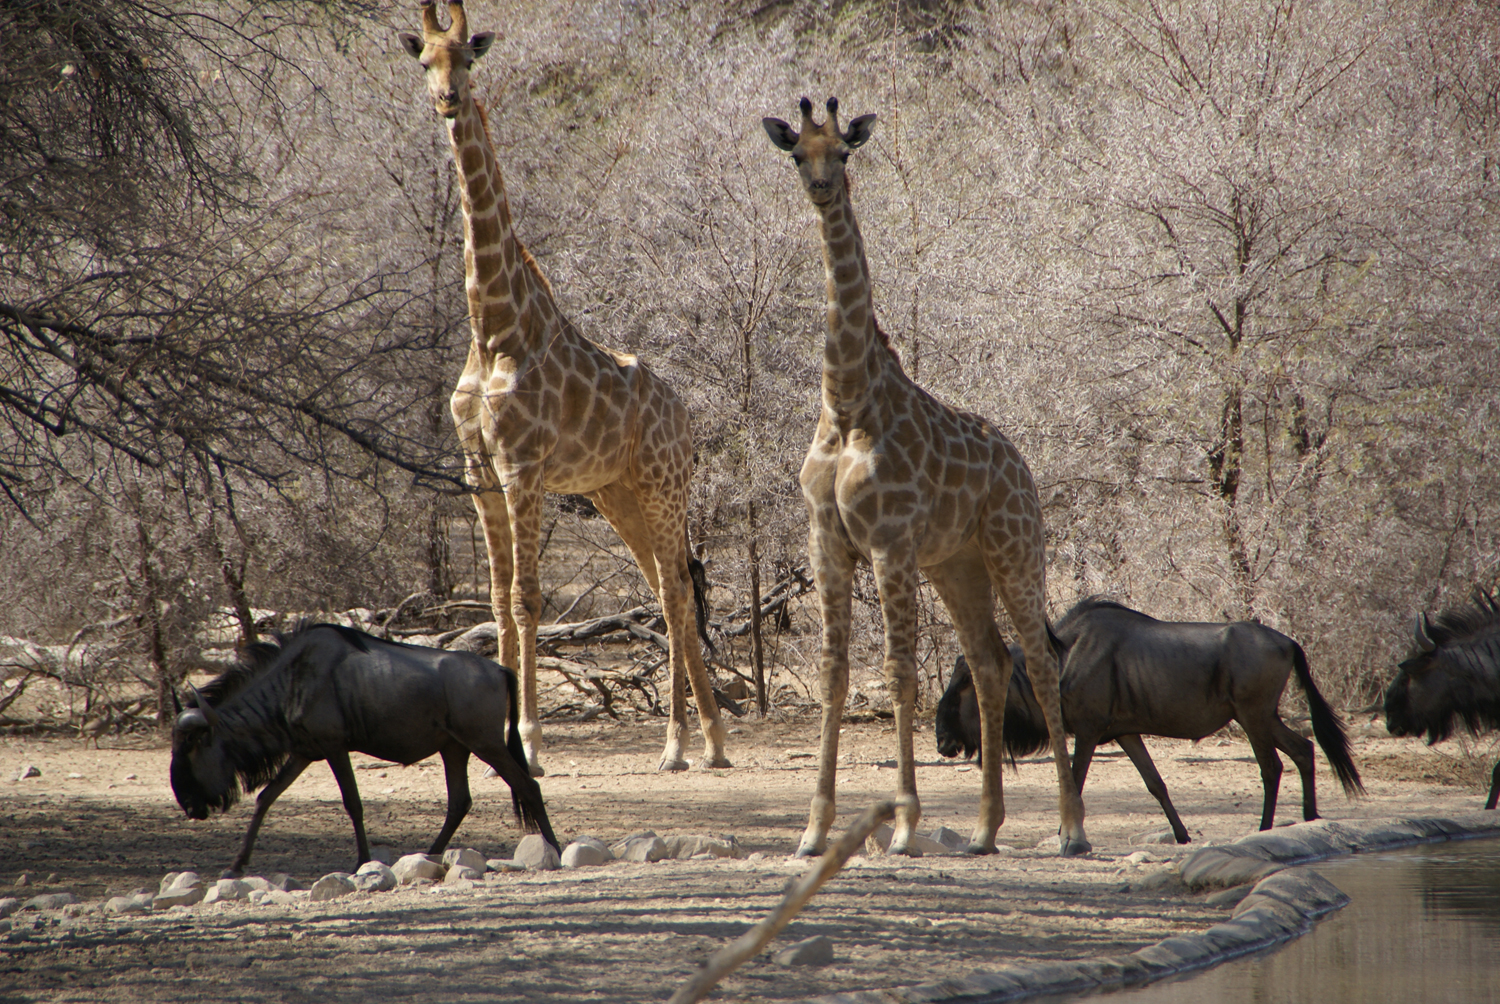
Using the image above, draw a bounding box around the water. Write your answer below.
[1062,837,1500,1004]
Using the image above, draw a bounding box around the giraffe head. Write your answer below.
[763,97,876,208]
[399,1,496,119]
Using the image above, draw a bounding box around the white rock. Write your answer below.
[237,877,271,893]
[0,898,18,918]
[513,835,561,871]
[160,872,201,895]
[353,861,397,893]
[248,889,297,907]
[14,764,39,780]
[308,873,356,902]
[486,859,526,874]
[153,885,205,908]
[105,896,150,915]
[863,824,949,857]
[1124,850,1154,866]
[67,772,83,779]
[609,831,658,858]
[774,935,834,967]
[443,865,483,885]
[929,826,968,852]
[266,873,302,892]
[561,839,613,868]
[392,854,445,885]
[204,879,252,904]
[442,847,487,873]
[1130,829,1179,846]
[660,835,744,860]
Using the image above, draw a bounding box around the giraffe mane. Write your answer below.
[472,99,554,298]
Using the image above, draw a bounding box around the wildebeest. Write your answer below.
[171,623,558,876]
[1385,590,1500,809]
[936,598,1363,842]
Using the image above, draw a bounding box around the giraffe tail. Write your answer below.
[688,553,717,659]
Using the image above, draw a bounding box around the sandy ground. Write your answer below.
[0,710,1492,1003]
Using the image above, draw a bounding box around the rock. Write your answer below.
[0,898,17,918]
[266,873,303,892]
[13,873,32,887]
[309,873,356,902]
[660,835,744,860]
[616,835,669,863]
[514,834,561,871]
[392,854,445,885]
[486,859,526,874]
[442,847,487,873]
[1131,829,1180,846]
[204,879,253,905]
[105,895,152,915]
[929,826,968,852]
[561,838,613,868]
[774,935,834,967]
[22,892,77,911]
[353,861,397,893]
[237,877,271,894]
[248,889,297,907]
[1124,851,1154,866]
[864,824,950,857]
[154,873,205,908]
[609,830,659,857]
[443,865,483,885]
[14,764,40,780]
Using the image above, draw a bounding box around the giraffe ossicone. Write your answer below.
[403,0,730,776]
[763,96,1089,858]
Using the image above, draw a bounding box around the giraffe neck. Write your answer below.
[446,97,553,357]
[815,187,895,408]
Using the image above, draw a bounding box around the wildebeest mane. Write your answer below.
[1426,590,1500,649]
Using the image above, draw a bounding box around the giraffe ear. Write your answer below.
[844,113,877,148]
[398,32,424,60]
[470,32,496,59]
[762,117,799,152]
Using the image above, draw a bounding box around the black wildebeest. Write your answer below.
[936,598,1363,842]
[1385,590,1500,809]
[171,623,558,876]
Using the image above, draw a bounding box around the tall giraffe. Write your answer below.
[400,2,729,775]
[763,98,1089,857]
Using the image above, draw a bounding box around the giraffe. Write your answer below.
[763,97,1089,857]
[400,1,729,775]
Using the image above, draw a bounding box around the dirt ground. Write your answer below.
[0,709,1492,1003]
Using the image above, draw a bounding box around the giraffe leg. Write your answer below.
[872,547,923,856]
[467,461,538,775]
[501,464,547,778]
[797,531,855,857]
[927,554,1009,854]
[990,548,1090,856]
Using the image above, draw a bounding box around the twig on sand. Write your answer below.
[665,800,897,1004]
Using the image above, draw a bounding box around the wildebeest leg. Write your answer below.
[227,755,311,877]
[1116,735,1191,844]
[428,745,474,857]
[326,751,372,867]
[1269,717,1319,821]
[1488,760,1500,810]
[1240,721,1285,830]
[471,733,561,852]
[1070,736,1098,792]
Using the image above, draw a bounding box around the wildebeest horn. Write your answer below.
[1413,613,1437,654]
[189,685,221,728]
[172,689,182,716]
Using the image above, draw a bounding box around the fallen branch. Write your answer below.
[665,800,896,1004]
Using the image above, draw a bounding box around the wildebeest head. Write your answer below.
[170,692,239,820]
[934,649,1052,763]
[1384,592,1500,745]
[935,657,981,760]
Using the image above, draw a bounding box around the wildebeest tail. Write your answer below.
[501,668,560,851]
[689,553,716,658]
[1292,642,1365,795]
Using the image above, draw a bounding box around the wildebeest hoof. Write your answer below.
[699,756,732,770]
[658,757,690,772]
[1059,835,1092,857]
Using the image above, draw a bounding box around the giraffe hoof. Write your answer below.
[1058,835,1092,857]
[528,762,546,779]
[793,843,824,859]
[963,843,998,857]
[887,843,923,859]
[657,758,690,772]
[698,756,732,770]
[483,765,500,779]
